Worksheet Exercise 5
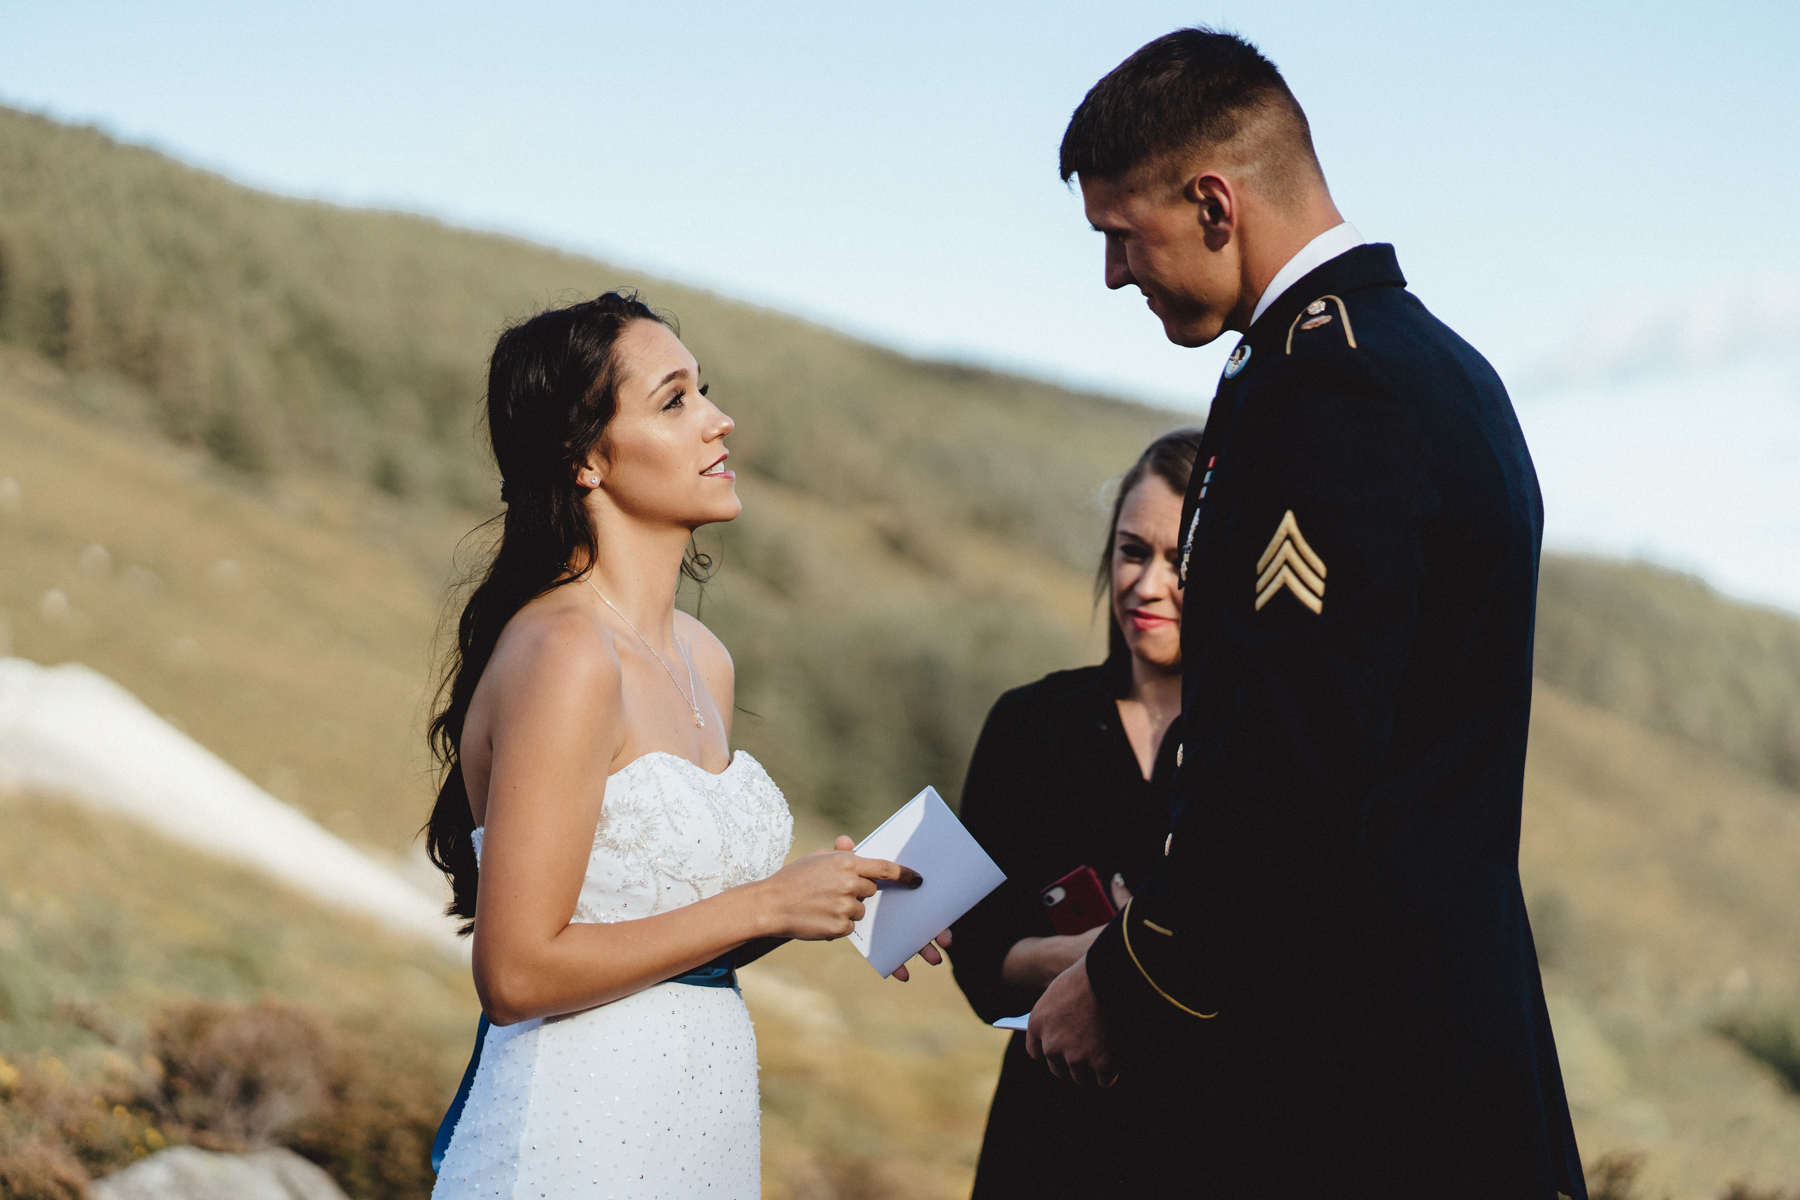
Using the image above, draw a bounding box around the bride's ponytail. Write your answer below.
[425,290,693,933]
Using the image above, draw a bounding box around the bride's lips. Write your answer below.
[1128,608,1175,631]
[701,452,733,480]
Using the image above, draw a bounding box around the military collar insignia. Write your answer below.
[1223,343,1251,378]
[1285,295,1357,354]
[1254,510,1326,614]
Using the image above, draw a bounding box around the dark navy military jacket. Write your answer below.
[1084,245,1587,1198]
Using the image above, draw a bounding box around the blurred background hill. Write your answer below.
[3,107,1800,1198]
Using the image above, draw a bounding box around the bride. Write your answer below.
[425,291,940,1198]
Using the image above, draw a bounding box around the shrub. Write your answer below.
[0,1137,91,1200]
[0,997,444,1200]
[1716,1009,1800,1095]
[145,998,442,1200]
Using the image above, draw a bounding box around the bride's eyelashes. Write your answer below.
[659,382,709,413]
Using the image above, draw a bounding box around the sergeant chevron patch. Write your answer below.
[1254,510,1327,613]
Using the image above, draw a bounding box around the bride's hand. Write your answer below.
[753,835,922,941]
[821,838,954,984]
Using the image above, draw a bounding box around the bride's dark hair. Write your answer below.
[425,290,709,932]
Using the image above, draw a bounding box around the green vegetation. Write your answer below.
[1720,1011,1800,1096]
[0,795,471,1200]
[6,102,1800,1198]
[1536,555,1800,791]
[0,103,1169,831]
[0,105,1164,574]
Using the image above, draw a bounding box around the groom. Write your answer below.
[1025,28,1587,1199]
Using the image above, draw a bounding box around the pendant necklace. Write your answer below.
[586,577,705,728]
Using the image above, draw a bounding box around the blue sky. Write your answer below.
[6,1,1800,610]
[4,1,1795,409]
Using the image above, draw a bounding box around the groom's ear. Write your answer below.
[1185,172,1237,252]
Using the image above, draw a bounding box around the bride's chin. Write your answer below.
[692,496,743,525]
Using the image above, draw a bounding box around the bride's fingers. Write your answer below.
[851,856,923,888]
[917,942,942,966]
[933,927,953,949]
[891,964,911,982]
[834,835,855,851]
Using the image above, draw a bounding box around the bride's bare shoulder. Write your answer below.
[487,587,623,701]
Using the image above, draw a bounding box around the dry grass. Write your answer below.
[1537,556,1800,791]
[0,793,475,1198]
[0,99,1171,833]
[0,344,1109,846]
[741,944,1007,1200]
[0,997,445,1200]
[1523,686,1800,1197]
[0,788,1002,1200]
[6,100,1800,1199]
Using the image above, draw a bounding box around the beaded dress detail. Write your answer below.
[433,751,792,1200]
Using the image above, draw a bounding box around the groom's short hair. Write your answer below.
[1060,28,1324,210]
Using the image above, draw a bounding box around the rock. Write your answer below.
[88,1146,348,1200]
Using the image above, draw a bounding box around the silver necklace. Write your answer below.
[586,578,705,728]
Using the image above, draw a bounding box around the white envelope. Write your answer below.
[849,786,1006,977]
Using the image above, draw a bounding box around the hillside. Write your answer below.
[0,786,1006,1200]
[0,103,1172,832]
[0,790,475,1200]
[4,105,1800,1198]
[1536,554,1800,791]
[1523,687,1800,1196]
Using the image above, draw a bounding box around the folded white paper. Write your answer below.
[992,1014,1031,1032]
[849,786,1005,977]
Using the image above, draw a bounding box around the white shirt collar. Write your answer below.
[1249,221,1365,326]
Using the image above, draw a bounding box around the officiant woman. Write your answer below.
[947,428,1200,1198]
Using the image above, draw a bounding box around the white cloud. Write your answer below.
[1524,273,1800,389]
[1516,281,1800,614]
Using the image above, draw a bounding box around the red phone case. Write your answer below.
[1040,865,1117,936]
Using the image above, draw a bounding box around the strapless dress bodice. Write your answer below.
[471,749,793,923]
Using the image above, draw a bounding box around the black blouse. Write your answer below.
[949,665,1176,1198]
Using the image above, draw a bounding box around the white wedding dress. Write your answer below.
[433,750,793,1200]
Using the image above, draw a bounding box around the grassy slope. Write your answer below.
[0,781,1004,1200]
[0,103,1171,831]
[12,283,1800,1200]
[1536,555,1800,792]
[0,792,475,1088]
[5,106,1800,1195]
[1525,687,1800,1196]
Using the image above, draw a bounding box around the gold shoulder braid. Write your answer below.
[1119,896,1219,1019]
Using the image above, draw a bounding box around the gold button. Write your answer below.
[1164,833,1173,857]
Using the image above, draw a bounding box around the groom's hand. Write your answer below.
[891,926,951,982]
[1026,955,1117,1087]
